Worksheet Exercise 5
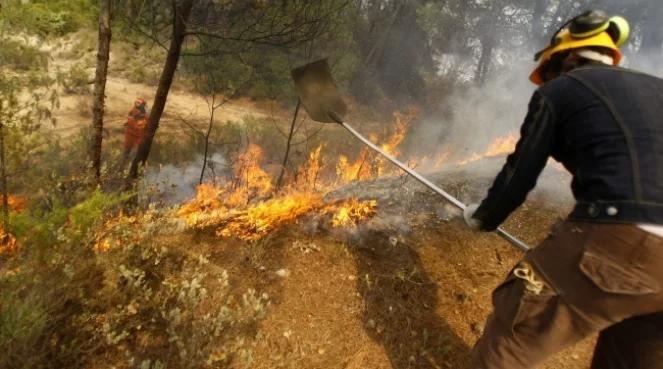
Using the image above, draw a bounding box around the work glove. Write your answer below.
[463,203,482,231]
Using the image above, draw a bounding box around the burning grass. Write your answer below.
[331,198,377,228]
[174,112,419,241]
[175,107,522,243]
[216,192,323,241]
[455,133,518,166]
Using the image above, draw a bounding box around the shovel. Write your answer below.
[291,59,530,252]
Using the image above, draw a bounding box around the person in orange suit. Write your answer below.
[122,98,149,164]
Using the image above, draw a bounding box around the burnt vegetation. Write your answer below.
[0,0,661,368]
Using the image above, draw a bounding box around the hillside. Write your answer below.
[0,2,614,369]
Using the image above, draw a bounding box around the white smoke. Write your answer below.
[144,152,228,204]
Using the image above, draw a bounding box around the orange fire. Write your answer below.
[331,198,377,228]
[456,133,518,166]
[177,109,419,241]
[93,212,140,253]
[336,147,371,183]
[178,183,225,217]
[292,145,324,191]
[380,108,416,156]
[336,108,417,183]
[216,192,323,241]
[0,226,18,255]
[0,195,27,213]
[225,144,273,207]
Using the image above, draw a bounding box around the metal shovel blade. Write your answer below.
[291,59,347,123]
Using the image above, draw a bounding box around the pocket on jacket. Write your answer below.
[579,240,660,295]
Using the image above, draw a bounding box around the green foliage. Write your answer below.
[170,0,359,103]
[58,64,92,95]
[0,56,59,205]
[126,62,161,85]
[1,192,269,369]
[0,0,97,36]
[242,116,285,162]
[0,192,115,369]
[0,39,48,71]
[101,232,269,368]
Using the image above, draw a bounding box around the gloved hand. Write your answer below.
[463,203,482,231]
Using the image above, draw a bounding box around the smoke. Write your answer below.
[400,50,576,203]
[624,50,663,76]
[144,152,228,204]
[409,63,534,163]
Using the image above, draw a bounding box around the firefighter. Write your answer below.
[464,10,663,369]
[123,98,149,163]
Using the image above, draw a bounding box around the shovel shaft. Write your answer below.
[340,121,530,252]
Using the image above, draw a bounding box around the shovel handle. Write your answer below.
[335,118,530,252]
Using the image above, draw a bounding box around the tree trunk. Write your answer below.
[0,122,8,225]
[640,5,663,52]
[90,0,112,183]
[474,2,499,84]
[475,34,494,84]
[275,99,300,190]
[531,0,547,44]
[127,0,194,182]
[199,94,216,185]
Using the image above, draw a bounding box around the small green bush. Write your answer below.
[0,39,48,71]
[1,193,269,369]
[0,0,97,36]
[58,64,92,94]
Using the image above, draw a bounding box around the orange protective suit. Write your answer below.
[124,107,149,150]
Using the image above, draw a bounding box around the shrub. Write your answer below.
[1,193,269,369]
[0,0,97,36]
[58,64,92,95]
[0,191,123,369]
[0,39,48,71]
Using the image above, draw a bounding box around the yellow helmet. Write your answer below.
[530,11,630,85]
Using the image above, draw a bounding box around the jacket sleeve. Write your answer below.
[473,91,557,231]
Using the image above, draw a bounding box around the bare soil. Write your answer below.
[177,169,594,369]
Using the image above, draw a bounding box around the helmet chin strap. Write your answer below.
[575,49,615,65]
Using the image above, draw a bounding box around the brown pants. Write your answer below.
[471,221,663,369]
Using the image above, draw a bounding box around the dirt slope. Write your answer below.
[178,167,594,369]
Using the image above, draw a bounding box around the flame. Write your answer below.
[225,144,273,207]
[178,183,225,217]
[380,108,417,156]
[292,145,324,191]
[457,133,518,165]
[331,198,377,228]
[336,108,417,183]
[485,133,518,157]
[0,226,18,255]
[177,109,418,241]
[216,192,322,241]
[93,212,139,253]
[336,147,371,183]
[0,195,27,213]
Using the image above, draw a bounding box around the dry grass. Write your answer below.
[160,190,593,369]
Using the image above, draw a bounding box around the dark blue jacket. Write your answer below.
[474,65,663,231]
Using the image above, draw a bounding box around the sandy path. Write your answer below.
[49,75,272,137]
